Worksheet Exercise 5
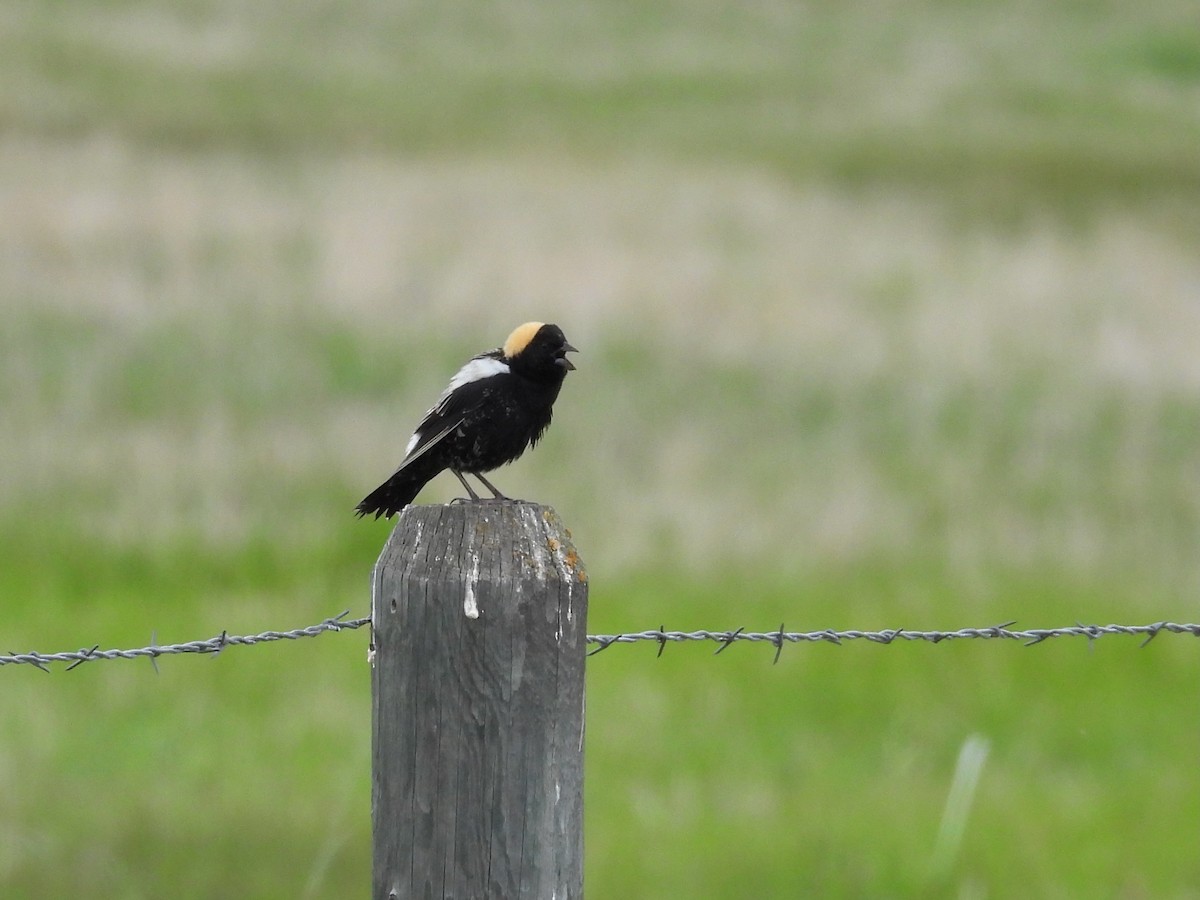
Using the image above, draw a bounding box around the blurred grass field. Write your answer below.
[2,1,1199,897]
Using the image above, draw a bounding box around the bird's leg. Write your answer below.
[451,469,482,502]
[473,471,510,501]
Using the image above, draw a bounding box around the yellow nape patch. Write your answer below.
[503,321,545,358]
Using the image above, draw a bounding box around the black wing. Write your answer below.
[391,351,508,473]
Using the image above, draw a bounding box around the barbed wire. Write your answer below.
[584,621,1200,662]
[2,613,1198,671]
[0,611,371,672]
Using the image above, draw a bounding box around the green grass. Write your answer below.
[3,0,1200,896]
[3,543,1196,897]
[588,572,1200,897]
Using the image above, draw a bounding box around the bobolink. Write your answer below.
[356,322,577,519]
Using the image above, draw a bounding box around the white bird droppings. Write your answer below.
[463,581,479,619]
[463,552,481,619]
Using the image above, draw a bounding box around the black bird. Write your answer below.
[356,322,577,519]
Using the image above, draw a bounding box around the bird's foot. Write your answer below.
[450,495,530,505]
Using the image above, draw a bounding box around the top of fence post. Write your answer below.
[370,500,588,900]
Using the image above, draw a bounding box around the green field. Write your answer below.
[3,1,1199,896]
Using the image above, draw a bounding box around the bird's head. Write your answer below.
[503,322,578,379]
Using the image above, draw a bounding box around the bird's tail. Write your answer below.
[355,460,441,519]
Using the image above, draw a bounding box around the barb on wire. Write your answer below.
[3,616,1199,671]
[714,626,744,655]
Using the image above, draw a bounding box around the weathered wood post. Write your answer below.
[370,502,588,899]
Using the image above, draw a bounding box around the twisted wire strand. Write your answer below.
[1,611,371,671]
[584,621,1200,659]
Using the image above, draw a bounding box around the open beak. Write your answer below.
[558,342,578,370]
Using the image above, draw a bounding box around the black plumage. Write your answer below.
[356,322,577,519]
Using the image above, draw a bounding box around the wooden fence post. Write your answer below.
[370,502,588,899]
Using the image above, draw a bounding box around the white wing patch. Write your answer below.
[445,355,509,394]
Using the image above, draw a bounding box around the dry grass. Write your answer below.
[6,135,1197,379]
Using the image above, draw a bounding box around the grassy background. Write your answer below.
[2,0,1199,896]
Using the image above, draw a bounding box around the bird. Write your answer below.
[355,321,578,519]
